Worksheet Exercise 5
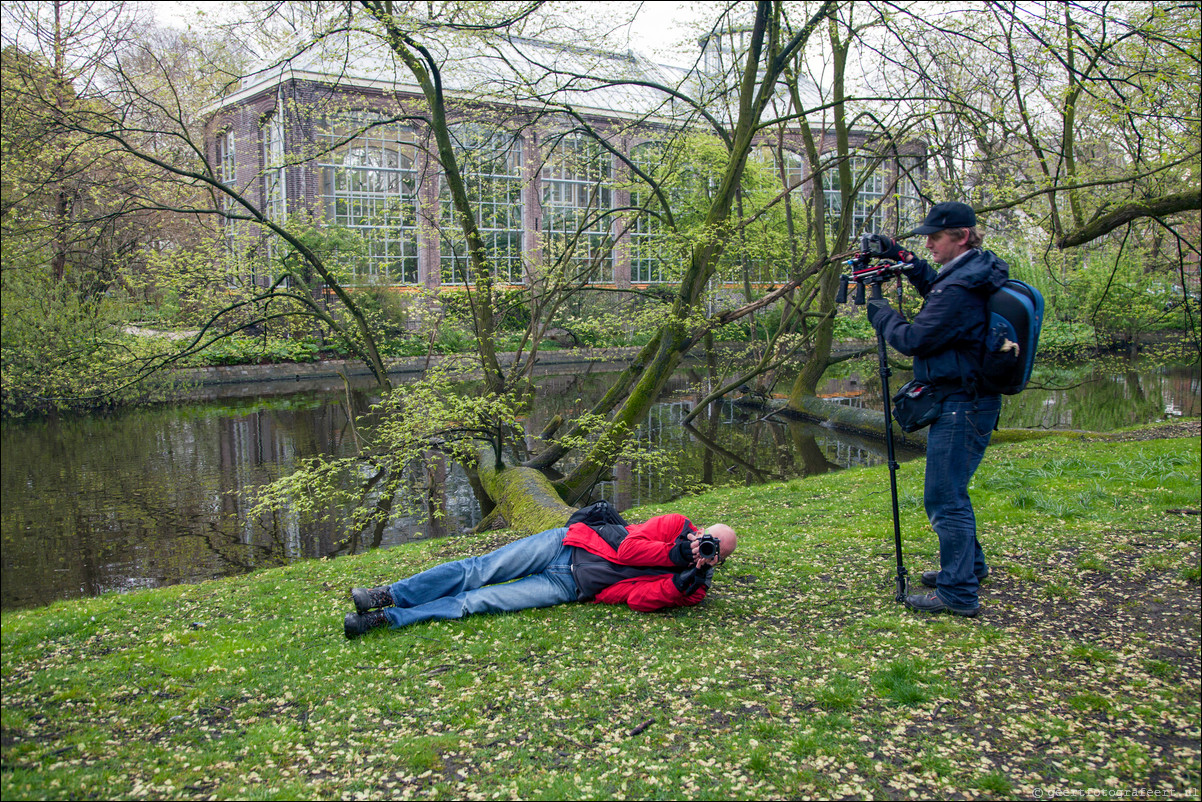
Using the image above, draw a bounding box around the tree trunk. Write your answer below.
[476,447,577,534]
[782,394,1061,446]
[785,12,852,407]
[547,2,839,494]
[787,267,841,403]
[783,394,928,447]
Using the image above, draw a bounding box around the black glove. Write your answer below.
[668,531,695,567]
[866,298,894,330]
[672,565,713,596]
[861,233,916,265]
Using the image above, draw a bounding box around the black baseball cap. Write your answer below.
[911,201,976,235]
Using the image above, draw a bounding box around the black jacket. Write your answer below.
[874,249,1010,394]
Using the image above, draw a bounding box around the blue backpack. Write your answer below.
[979,279,1044,395]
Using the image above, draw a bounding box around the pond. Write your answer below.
[2,356,1197,609]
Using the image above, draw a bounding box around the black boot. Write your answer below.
[351,585,394,613]
[904,593,979,618]
[344,609,389,639]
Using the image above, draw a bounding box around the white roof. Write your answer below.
[216,30,820,126]
[218,32,693,122]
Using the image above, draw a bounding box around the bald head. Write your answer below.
[704,524,737,561]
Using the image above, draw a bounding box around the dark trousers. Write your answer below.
[924,397,1001,611]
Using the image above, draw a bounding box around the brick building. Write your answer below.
[205,32,923,291]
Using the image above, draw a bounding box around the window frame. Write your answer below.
[541,133,615,284]
[439,125,526,285]
[318,112,421,285]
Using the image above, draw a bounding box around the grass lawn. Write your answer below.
[3,424,1199,800]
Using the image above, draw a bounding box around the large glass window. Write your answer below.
[701,27,753,76]
[629,142,672,284]
[896,155,924,234]
[319,113,419,284]
[822,153,887,235]
[216,130,236,186]
[262,112,286,222]
[758,144,805,193]
[542,134,614,284]
[439,126,525,285]
[215,129,238,254]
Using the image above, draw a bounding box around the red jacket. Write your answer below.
[562,513,706,612]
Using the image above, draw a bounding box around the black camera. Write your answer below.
[836,252,903,305]
[697,533,720,560]
[836,252,905,305]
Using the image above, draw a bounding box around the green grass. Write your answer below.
[2,433,1200,800]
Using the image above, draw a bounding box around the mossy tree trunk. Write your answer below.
[786,11,854,407]
[362,0,507,395]
[475,447,577,534]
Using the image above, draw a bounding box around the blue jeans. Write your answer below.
[924,397,1001,611]
[382,527,577,629]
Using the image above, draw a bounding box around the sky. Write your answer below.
[150,0,708,66]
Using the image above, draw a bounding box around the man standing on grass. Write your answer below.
[863,202,1010,617]
[343,502,736,638]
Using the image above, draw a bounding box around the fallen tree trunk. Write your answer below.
[475,447,577,534]
[780,395,929,447]
[780,395,1065,446]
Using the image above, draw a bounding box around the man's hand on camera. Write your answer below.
[668,530,697,567]
[671,532,722,569]
[861,233,916,265]
[867,298,896,331]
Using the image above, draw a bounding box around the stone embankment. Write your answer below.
[171,347,647,400]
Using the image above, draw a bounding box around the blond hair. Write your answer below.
[938,226,984,249]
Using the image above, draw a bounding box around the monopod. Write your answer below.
[836,254,908,603]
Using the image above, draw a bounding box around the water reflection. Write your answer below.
[590,391,918,511]
[1000,365,1200,430]
[2,400,340,608]
[2,358,1196,609]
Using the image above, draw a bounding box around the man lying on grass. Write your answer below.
[344,501,737,638]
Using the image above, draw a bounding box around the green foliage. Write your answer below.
[831,310,874,342]
[1037,319,1097,352]
[0,268,166,417]
[427,323,478,354]
[553,298,669,349]
[1077,251,1185,344]
[0,45,182,416]
[345,283,412,337]
[133,237,253,328]
[248,369,522,537]
[188,336,325,366]
[437,287,531,331]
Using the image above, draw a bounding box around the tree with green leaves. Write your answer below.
[870,1,1200,341]
[1,4,172,415]
[183,0,852,533]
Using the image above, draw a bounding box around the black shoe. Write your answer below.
[904,593,979,617]
[920,567,990,588]
[351,585,394,613]
[344,609,389,639]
